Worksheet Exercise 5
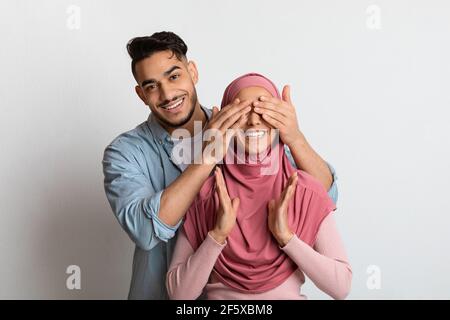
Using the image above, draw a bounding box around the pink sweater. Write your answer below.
[166,214,352,300]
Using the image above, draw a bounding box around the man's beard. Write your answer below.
[153,91,198,129]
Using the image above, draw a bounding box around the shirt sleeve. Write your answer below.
[281,214,352,300]
[166,229,226,300]
[284,145,339,204]
[102,143,182,251]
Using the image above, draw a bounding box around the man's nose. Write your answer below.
[159,83,176,104]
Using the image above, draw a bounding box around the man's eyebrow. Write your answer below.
[141,66,182,87]
[164,65,181,77]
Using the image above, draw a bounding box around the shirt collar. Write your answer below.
[147,105,212,144]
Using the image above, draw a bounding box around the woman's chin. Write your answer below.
[234,139,271,159]
[246,148,262,156]
[245,145,271,158]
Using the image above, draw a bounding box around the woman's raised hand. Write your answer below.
[268,172,298,247]
[209,167,240,244]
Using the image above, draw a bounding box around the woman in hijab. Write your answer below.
[166,73,352,300]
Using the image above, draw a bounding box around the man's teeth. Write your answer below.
[163,98,184,110]
[245,130,266,138]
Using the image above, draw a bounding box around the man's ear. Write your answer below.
[135,85,147,105]
[187,60,199,85]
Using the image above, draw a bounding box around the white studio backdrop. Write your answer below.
[0,0,449,299]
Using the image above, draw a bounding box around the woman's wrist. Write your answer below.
[209,229,227,245]
[276,231,295,247]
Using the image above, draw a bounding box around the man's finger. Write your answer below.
[212,106,219,116]
[260,113,283,129]
[209,99,238,126]
[230,112,249,131]
[214,99,252,128]
[253,101,288,114]
[253,108,286,124]
[219,104,252,131]
[225,98,240,109]
[282,85,293,105]
[258,95,286,106]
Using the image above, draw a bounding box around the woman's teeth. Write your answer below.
[163,97,184,110]
[245,130,266,138]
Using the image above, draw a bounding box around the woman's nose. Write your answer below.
[246,110,262,126]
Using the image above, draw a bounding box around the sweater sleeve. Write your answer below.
[166,228,227,300]
[281,214,352,300]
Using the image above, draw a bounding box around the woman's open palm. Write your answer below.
[210,167,240,244]
[268,172,298,246]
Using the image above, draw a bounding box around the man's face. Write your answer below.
[134,50,199,129]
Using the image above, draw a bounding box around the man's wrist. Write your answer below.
[287,131,307,150]
[189,151,216,172]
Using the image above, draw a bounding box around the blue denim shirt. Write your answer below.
[102,105,339,299]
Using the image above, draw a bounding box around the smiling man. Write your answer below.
[102,31,339,299]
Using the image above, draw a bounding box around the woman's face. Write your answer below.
[234,86,277,156]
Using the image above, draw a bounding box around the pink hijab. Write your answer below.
[183,73,336,293]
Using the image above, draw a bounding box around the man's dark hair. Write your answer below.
[127,31,188,80]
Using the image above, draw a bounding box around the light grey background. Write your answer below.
[1,0,449,299]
